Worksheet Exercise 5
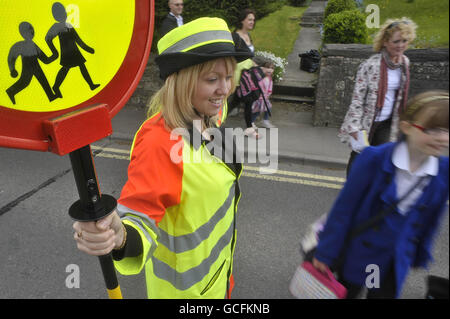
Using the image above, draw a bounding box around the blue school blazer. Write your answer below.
[315,142,449,298]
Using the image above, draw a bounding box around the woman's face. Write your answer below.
[241,14,255,31]
[192,59,233,118]
[384,30,409,60]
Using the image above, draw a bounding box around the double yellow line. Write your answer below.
[243,166,345,190]
[91,145,345,190]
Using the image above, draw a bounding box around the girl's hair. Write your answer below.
[401,91,449,129]
[252,55,274,69]
[373,17,417,52]
[235,9,256,30]
[147,57,237,129]
[262,61,275,69]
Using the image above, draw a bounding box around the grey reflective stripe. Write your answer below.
[152,217,234,291]
[117,204,160,234]
[162,30,233,54]
[121,215,157,250]
[158,184,235,253]
[117,204,160,247]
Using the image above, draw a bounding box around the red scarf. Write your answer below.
[376,54,410,114]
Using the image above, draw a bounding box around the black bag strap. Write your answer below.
[250,67,272,117]
[348,175,428,240]
[329,175,428,270]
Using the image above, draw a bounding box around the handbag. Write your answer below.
[291,175,428,299]
[289,261,347,299]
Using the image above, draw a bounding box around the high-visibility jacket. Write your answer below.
[114,113,242,299]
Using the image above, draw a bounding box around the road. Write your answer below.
[0,138,448,299]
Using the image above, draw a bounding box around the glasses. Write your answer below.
[173,3,183,6]
[410,123,449,136]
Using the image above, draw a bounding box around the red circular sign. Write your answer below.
[0,0,154,152]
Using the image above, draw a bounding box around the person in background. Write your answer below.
[313,91,449,299]
[251,59,275,129]
[228,9,261,138]
[339,18,417,176]
[232,9,256,54]
[72,17,253,299]
[160,0,184,37]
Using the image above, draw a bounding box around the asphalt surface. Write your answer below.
[0,141,448,299]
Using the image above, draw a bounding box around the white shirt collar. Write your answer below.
[392,141,438,176]
[169,12,183,26]
[170,12,182,19]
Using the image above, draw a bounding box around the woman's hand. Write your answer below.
[73,210,124,256]
[312,257,330,274]
[349,131,368,153]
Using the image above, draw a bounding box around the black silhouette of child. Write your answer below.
[6,22,57,104]
[46,2,100,98]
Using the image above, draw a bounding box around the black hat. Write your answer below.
[155,17,254,80]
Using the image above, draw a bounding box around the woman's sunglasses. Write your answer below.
[387,21,409,29]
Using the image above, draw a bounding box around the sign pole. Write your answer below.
[1,0,154,298]
[68,144,122,299]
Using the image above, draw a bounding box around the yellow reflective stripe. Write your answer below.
[129,113,161,159]
[158,184,235,253]
[152,220,234,291]
[220,100,228,125]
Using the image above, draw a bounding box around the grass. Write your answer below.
[251,5,308,58]
[363,0,449,48]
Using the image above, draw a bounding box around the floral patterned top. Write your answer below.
[338,53,410,146]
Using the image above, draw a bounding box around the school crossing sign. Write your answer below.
[0,0,154,153]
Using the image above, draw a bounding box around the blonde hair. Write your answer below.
[373,17,417,52]
[147,57,237,130]
[401,91,449,129]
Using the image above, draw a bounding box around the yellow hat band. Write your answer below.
[158,17,232,53]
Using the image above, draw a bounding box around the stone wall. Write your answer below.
[124,53,163,108]
[313,44,449,127]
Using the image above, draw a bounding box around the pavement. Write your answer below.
[110,0,350,170]
[278,1,323,89]
[110,102,350,170]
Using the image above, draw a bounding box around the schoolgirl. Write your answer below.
[313,91,449,298]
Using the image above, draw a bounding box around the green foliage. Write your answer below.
[154,0,285,46]
[251,5,307,58]
[323,9,368,44]
[287,0,310,7]
[362,0,449,48]
[324,0,357,19]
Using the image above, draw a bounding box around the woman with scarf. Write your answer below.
[339,18,417,175]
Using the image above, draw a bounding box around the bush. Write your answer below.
[154,0,285,39]
[324,0,357,19]
[323,9,368,44]
[287,0,310,6]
